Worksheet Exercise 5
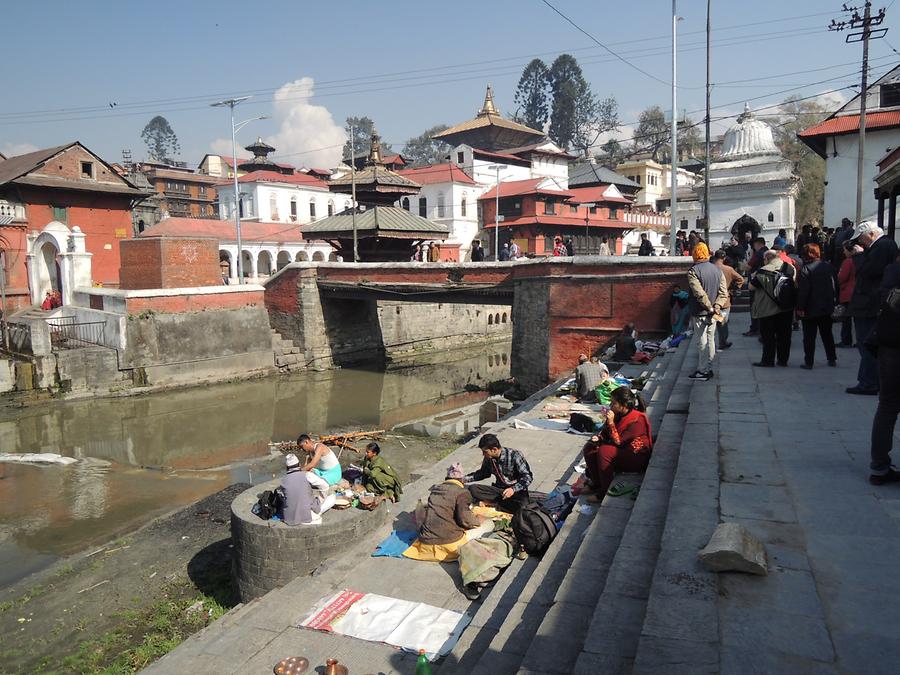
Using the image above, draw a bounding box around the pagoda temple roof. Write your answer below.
[329,131,421,197]
[433,84,545,151]
[302,205,449,239]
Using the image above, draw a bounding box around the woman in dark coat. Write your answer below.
[796,243,837,369]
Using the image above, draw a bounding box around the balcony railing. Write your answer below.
[46,317,106,351]
[0,199,26,222]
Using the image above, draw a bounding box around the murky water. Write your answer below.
[0,344,511,589]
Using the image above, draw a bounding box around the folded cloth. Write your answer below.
[458,532,516,585]
[372,530,418,558]
[402,533,468,562]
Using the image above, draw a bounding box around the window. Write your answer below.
[570,204,578,213]
[680,218,689,229]
[419,197,427,217]
[402,197,410,211]
[609,207,618,220]
[881,82,900,108]
[437,193,446,218]
[543,201,556,215]
[309,199,317,221]
[328,200,335,216]
[767,211,775,222]
[270,193,278,220]
[498,199,521,218]
[461,194,467,217]
[81,161,94,179]
[589,206,598,214]
[199,185,207,196]
[457,151,465,164]
[290,197,297,217]
[52,206,67,223]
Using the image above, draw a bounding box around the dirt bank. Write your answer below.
[0,433,456,674]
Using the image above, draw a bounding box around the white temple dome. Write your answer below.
[720,104,780,160]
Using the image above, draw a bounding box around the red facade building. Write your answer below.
[0,142,146,312]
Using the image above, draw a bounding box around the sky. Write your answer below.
[1,0,898,168]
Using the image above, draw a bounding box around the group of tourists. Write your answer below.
[410,242,443,262]
[683,217,900,486]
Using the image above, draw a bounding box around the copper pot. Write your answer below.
[324,658,349,675]
[273,655,309,674]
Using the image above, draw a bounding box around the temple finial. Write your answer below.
[478,84,499,117]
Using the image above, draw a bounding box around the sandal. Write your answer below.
[607,481,640,498]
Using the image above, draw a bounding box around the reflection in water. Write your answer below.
[0,344,510,588]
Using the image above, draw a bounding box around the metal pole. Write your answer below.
[703,0,711,243]
[350,124,358,262]
[670,0,679,255]
[231,103,244,284]
[495,166,501,261]
[855,1,872,227]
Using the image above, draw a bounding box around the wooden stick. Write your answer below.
[78,579,109,594]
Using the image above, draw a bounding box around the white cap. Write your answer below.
[285,453,300,469]
[849,220,880,240]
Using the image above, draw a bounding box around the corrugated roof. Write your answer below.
[433,114,544,142]
[140,216,308,243]
[567,186,632,204]
[798,111,900,138]
[14,175,147,196]
[328,164,421,190]
[302,206,449,236]
[0,143,72,186]
[568,162,641,189]
[396,162,476,185]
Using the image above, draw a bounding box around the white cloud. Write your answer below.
[1,142,38,157]
[266,77,346,169]
[209,138,251,159]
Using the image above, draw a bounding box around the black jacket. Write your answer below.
[797,260,836,318]
[850,236,900,318]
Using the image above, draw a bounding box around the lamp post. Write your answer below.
[210,96,268,283]
[580,202,597,255]
[486,164,505,261]
[670,1,681,256]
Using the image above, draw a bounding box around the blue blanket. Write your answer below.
[372,529,418,558]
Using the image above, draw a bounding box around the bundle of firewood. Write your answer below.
[268,429,385,455]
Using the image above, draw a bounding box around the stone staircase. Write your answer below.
[730,287,751,314]
[270,328,303,372]
[440,340,695,675]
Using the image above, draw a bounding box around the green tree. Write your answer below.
[597,138,626,166]
[402,124,451,166]
[772,96,830,226]
[548,54,588,150]
[513,59,551,131]
[572,93,619,160]
[141,116,179,163]
[343,116,392,163]
[632,106,669,161]
[677,116,703,160]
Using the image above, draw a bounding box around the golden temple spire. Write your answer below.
[478,84,500,117]
[369,129,384,165]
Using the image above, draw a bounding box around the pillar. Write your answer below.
[889,188,897,242]
[877,190,885,230]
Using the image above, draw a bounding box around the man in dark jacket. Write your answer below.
[637,233,654,256]
[465,433,532,514]
[831,217,854,267]
[847,222,899,395]
[796,243,837,369]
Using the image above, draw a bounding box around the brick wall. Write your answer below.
[124,289,262,314]
[119,237,222,289]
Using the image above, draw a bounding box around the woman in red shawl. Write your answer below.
[582,387,653,502]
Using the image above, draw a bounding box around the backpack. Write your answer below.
[511,502,558,556]
[251,488,285,520]
[538,485,577,523]
[761,263,797,310]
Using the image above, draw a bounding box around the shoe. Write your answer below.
[463,583,482,601]
[742,330,758,337]
[869,468,900,485]
[800,363,813,370]
[688,370,713,380]
[719,342,733,350]
[846,386,879,395]
[828,360,836,367]
[752,362,774,367]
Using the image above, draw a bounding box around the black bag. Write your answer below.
[511,502,558,556]
[251,488,285,520]
[569,412,598,433]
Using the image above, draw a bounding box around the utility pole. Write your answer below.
[703,0,712,244]
[350,123,358,262]
[670,0,680,256]
[829,2,888,226]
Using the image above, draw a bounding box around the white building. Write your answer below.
[697,104,799,245]
[799,64,900,227]
[615,158,698,211]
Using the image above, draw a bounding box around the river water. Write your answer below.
[0,344,511,589]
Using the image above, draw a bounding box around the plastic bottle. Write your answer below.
[415,649,432,674]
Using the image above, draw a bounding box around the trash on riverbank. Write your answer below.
[0,452,78,466]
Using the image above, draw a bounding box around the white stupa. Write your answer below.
[697,104,799,245]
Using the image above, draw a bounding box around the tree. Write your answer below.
[597,138,626,166]
[677,116,702,160]
[141,116,179,163]
[343,116,393,163]
[513,59,551,131]
[632,106,669,161]
[572,93,619,160]
[402,124,450,166]
[548,54,588,150]
[772,96,830,226]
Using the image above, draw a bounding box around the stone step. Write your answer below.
[275,353,300,367]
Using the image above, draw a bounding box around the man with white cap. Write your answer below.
[280,453,335,526]
[846,221,898,395]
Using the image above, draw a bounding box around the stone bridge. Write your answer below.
[263,257,693,392]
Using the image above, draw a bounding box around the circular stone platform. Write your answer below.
[231,478,390,602]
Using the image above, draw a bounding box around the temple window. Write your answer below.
[419,197,427,217]
[461,194,467,217]
[402,197,410,211]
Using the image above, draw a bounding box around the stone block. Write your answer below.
[698,522,768,575]
[719,604,834,662]
[720,483,797,523]
[633,636,719,675]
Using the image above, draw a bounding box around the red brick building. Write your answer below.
[479,177,633,255]
[0,142,147,312]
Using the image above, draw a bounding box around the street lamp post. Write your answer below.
[210,96,268,283]
[670,1,681,256]
[486,164,504,261]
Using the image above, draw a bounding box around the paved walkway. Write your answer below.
[707,325,900,674]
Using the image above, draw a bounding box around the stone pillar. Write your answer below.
[58,226,92,306]
[889,188,897,242]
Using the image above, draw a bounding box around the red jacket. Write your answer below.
[838,257,857,305]
[603,409,653,454]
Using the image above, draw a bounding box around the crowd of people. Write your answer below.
[680,218,900,486]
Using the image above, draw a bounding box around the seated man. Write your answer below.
[403,462,486,562]
[574,354,609,402]
[613,323,637,361]
[361,442,403,502]
[464,433,532,514]
[280,453,335,526]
